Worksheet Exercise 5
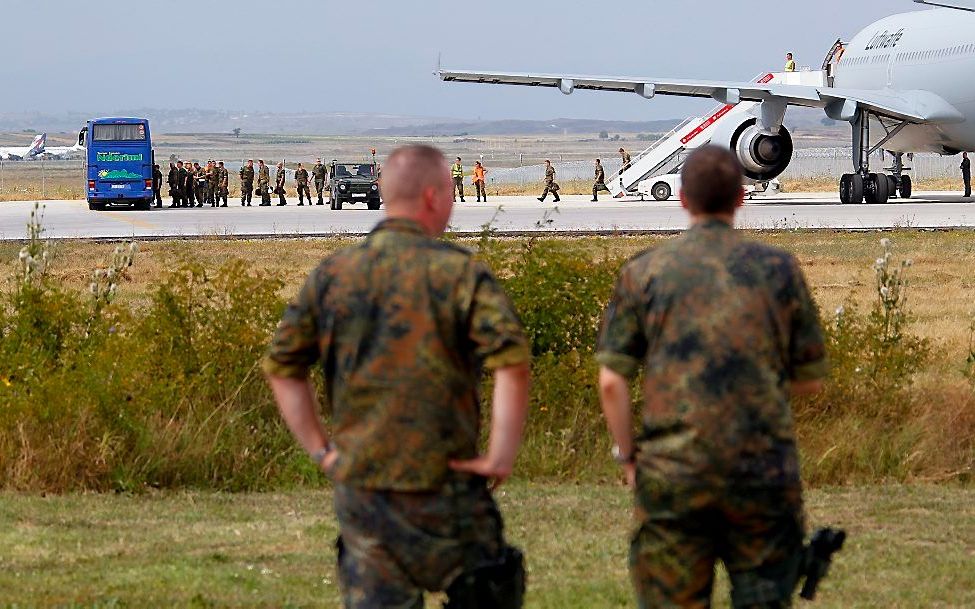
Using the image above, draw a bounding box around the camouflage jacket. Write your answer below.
[263,218,530,491]
[257,165,270,186]
[217,167,229,189]
[544,165,556,184]
[596,219,827,485]
[207,166,219,186]
[621,151,632,166]
[595,164,605,184]
[240,165,255,184]
[312,163,327,181]
[275,168,286,188]
[295,168,309,185]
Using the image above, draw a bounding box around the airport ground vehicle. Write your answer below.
[637,174,780,201]
[328,161,381,210]
[79,118,154,211]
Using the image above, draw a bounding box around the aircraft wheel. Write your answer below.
[839,174,852,204]
[887,175,898,199]
[651,182,672,201]
[866,173,889,204]
[899,175,912,199]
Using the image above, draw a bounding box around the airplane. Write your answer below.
[0,134,45,161]
[37,136,85,160]
[439,0,975,204]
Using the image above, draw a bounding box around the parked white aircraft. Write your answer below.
[439,0,975,203]
[0,134,45,161]
[38,137,85,160]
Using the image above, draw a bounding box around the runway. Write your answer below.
[1,192,975,240]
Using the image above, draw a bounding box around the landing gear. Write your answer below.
[838,109,912,204]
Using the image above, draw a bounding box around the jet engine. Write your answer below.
[708,117,793,182]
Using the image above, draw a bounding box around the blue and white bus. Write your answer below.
[78,117,154,210]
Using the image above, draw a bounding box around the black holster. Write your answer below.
[444,545,525,609]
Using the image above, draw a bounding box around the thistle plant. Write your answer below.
[17,203,49,285]
[872,237,913,344]
[90,242,138,312]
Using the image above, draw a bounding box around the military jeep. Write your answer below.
[328,161,381,210]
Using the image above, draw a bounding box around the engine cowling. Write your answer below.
[708,117,793,182]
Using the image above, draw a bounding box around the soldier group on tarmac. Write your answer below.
[165,159,229,208]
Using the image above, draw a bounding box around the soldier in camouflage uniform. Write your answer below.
[217,161,229,207]
[312,158,327,205]
[274,161,288,206]
[294,163,311,206]
[619,147,632,174]
[537,159,560,202]
[240,159,255,206]
[596,146,828,609]
[264,144,531,609]
[257,159,271,206]
[193,162,206,207]
[592,158,610,202]
[206,160,218,207]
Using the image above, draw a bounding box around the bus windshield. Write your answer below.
[92,124,146,141]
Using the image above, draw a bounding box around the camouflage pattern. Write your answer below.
[206,162,218,206]
[240,164,255,185]
[240,164,255,205]
[592,163,610,199]
[295,167,312,204]
[620,149,632,173]
[263,218,530,491]
[539,165,559,200]
[218,165,229,193]
[275,166,286,190]
[334,476,505,608]
[312,162,327,203]
[257,164,272,205]
[596,219,827,608]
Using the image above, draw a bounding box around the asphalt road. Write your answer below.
[1,192,975,240]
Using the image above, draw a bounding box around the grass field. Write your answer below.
[0,484,971,608]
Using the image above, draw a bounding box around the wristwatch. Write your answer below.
[311,443,333,466]
[612,444,635,465]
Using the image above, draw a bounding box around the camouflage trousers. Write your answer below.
[334,476,506,609]
[314,179,326,202]
[453,176,465,200]
[631,460,805,609]
[297,183,312,204]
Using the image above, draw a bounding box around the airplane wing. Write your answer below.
[438,68,965,125]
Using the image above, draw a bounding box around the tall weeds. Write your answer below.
[0,209,971,491]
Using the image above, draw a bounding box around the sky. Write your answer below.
[1,0,935,121]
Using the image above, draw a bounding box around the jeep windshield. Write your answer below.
[333,164,376,179]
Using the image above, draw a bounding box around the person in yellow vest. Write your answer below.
[451,157,465,202]
[785,52,796,72]
[472,160,487,202]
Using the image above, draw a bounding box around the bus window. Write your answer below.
[92,124,146,141]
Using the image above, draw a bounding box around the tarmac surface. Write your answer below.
[1,192,975,240]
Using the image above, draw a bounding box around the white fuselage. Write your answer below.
[835,8,975,153]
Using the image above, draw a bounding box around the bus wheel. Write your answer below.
[135,199,151,211]
[88,201,105,211]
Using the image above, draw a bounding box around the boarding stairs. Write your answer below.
[609,70,827,197]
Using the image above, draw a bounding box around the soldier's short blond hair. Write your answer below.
[381,145,448,204]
